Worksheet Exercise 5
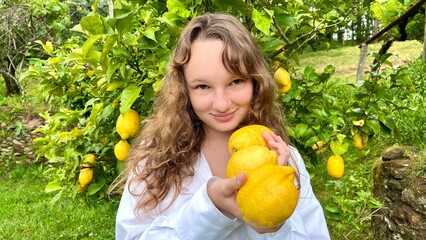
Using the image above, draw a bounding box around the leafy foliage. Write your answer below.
[17,0,426,237]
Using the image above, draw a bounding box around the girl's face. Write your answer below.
[184,39,253,135]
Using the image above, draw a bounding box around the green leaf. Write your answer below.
[80,14,105,35]
[101,34,118,70]
[167,0,191,18]
[366,119,381,135]
[294,123,309,139]
[273,11,297,27]
[45,181,62,193]
[330,141,349,156]
[120,85,142,115]
[143,27,158,42]
[82,35,103,58]
[252,8,274,35]
[86,176,106,196]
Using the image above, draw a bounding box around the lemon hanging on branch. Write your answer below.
[116,109,140,140]
[78,167,93,188]
[114,140,131,161]
[327,155,345,179]
[353,132,368,150]
[84,153,96,164]
[274,67,291,95]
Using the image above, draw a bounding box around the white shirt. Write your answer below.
[116,147,330,239]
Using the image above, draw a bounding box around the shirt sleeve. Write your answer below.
[115,177,242,240]
[245,147,330,240]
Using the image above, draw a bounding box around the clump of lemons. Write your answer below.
[114,109,140,161]
[227,125,299,228]
[78,154,96,192]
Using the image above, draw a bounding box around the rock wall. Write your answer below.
[372,146,426,240]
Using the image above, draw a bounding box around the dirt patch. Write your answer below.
[0,107,45,164]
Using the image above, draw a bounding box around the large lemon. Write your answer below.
[226,145,278,178]
[327,155,344,179]
[114,140,131,161]
[274,67,291,95]
[228,125,273,153]
[237,163,299,228]
[116,109,140,140]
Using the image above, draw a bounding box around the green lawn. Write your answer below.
[0,162,118,239]
[298,40,423,82]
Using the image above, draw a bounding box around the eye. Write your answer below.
[231,79,243,85]
[196,84,209,90]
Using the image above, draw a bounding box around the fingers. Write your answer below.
[222,173,246,197]
[262,131,291,166]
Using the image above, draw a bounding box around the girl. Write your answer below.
[115,13,330,239]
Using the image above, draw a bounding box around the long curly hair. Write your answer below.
[119,13,289,213]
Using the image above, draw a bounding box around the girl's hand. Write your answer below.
[262,131,291,166]
[207,174,285,234]
[206,173,246,219]
[247,222,285,234]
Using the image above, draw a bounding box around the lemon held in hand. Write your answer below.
[226,145,278,178]
[228,125,273,153]
[237,163,299,228]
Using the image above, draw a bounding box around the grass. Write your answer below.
[297,40,423,82]
[0,160,118,239]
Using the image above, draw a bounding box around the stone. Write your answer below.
[372,146,426,239]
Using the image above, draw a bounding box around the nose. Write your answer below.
[212,90,232,112]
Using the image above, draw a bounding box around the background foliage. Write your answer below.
[1,0,425,238]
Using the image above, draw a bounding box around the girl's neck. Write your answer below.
[202,128,233,178]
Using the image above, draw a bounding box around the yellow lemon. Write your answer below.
[78,167,93,187]
[77,184,88,193]
[237,163,299,228]
[116,109,140,140]
[312,141,328,154]
[353,132,365,150]
[274,67,291,95]
[114,140,131,161]
[226,145,278,178]
[228,125,273,153]
[327,155,344,179]
[84,153,96,163]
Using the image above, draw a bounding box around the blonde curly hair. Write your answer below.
[118,12,289,213]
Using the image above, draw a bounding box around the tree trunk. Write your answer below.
[1,58,21,96]
[424,8,426,60]
[2,72,20,96]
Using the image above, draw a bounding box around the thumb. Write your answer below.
[222,173,247,197]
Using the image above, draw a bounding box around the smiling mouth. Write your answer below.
[212,109,237,122]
